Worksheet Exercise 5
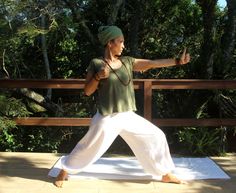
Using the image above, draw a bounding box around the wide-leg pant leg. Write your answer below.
[119,112,175,177]
[61,112,121,174]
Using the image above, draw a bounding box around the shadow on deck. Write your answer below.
[0,152,235,193]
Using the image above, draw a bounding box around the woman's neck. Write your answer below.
[104,49,119,62]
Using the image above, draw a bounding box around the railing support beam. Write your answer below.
[144,81,152,121]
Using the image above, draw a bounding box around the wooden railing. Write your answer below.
[1,79,236,127]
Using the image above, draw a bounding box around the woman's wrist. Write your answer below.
[175,58,181,65]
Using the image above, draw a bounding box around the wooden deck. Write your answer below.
[0,152,236,193]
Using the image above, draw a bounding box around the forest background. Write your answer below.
[0,0,236,156]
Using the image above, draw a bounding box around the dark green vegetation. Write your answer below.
[0,0,236,156]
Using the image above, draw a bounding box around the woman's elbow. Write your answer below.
[84,88,92,96]
[84,85,96,96]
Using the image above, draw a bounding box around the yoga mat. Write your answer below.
[48,156,230,181]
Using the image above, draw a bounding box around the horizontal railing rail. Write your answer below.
[1,79,236,89]
[13,117,236,127]
[1,79,236,127]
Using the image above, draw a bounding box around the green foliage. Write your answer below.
[0,93,30,151]
[0,117,16,130]
[54,37,80,78]
[0,92,67,152]
[26,128,61,152]
[0,94,31,117]
[153,88,235,156]
[0,0,235,155]
[0,120,22,153]
[0,117,23,152]
[177,127,222,156]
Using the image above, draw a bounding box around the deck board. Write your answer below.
[0,152,235,193]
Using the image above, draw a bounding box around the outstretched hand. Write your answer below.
[179,48,190,65]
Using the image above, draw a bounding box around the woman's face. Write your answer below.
[108,36,125,56]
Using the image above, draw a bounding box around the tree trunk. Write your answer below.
[0,49,10,79]
[196,0,217,78]
[18,88,64,115]
[128,0,144,57]
[41,14,52,99]
[220,0,236,73]
[107,0,124,25]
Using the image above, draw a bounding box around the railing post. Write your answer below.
[144,80,152,121]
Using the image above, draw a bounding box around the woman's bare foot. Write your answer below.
[54,170,68,188]
[162,173,187,184]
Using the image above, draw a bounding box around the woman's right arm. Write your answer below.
[84,65,110,96]
[84,71,100,96]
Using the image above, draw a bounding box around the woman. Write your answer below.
[54,25,190,188]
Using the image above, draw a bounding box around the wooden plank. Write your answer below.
[151,79,236,89]
[0,79,85,89]
[14,117,236,127]
[153,118,236,127]
[0,79,144,89]
[1,79,236,89]
[14,117,91,126]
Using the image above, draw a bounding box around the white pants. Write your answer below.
[61,111,175,177]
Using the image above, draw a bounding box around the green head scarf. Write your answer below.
[98,26,123,46]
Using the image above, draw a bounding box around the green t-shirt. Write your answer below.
[87,56,137,115]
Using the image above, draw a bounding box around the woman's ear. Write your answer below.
[107,40,112,48]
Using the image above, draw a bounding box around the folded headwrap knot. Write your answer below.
[98,26,123,45]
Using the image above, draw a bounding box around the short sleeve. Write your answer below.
[128,56,135,66]
[86,60,96,74]
[120,56,135,72]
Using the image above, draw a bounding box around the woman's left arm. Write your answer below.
[133,48,190,72]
